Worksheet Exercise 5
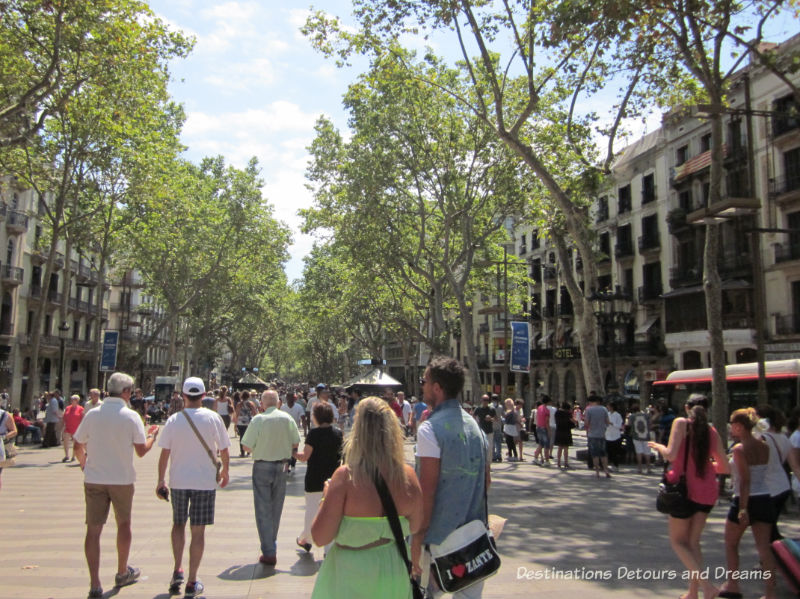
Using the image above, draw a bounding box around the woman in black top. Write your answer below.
[294,402,343,553]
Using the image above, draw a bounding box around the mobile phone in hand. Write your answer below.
[157,486,169,501]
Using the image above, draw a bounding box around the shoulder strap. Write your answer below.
[181,410,218,470]
[763,432,785,463]
[374,474,413,576]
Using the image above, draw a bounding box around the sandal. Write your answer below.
[87,587,103,598]
[296,537,312,552]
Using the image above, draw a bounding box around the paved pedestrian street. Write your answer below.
[1,432,797,598]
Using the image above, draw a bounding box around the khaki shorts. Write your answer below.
[84,483,135,526]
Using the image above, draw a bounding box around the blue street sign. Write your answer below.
[510,321,530,373]
[100,331,119,371]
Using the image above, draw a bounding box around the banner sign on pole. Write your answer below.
[510,321,530,373]
[100,331,119,372]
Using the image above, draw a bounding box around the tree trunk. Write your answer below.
[59,233,72,391]
[23,225,63,410]
[552,230,604,396]
[706,111,729,445]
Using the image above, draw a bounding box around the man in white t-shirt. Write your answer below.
[73,372,160,598]
[308,384,338,429]
[398,391,412,436]
[157,377,230,598]
[281,393,305,472]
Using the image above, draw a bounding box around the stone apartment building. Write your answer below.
[450,33,800,408]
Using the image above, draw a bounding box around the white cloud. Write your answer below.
[184,102,319,139]
[202,57,279,91]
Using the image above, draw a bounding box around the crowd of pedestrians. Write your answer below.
[8,361,800,599]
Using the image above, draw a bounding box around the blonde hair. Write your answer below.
[504,398,515,411]
[730,407,759,430]
[344,396,407,487]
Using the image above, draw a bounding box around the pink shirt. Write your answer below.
[536,404,549,428]
[671,425,721,506]
[63,404,85,435]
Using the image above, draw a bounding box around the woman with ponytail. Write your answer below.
[650,394,728,599]
[717,408,778,599]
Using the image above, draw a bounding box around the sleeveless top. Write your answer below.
[672,424,721,506]
[732,461,771,498]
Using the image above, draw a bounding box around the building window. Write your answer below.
[599,232,611,261]
[774,94,800,137]
[678,189,692,211]
[597,196,609,222]
[6,240,13,264]
[728,119,743,153]
[785,147,800,193]
[700,133,712,153]
[642,173,656,204]
[615,224,633,257]
[618,184,632,214]
[676,145,689,166]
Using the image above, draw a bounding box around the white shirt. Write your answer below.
[216,398,230,416]
[762,431,792,496]
[281,402,305,427]
[605,411,623,441]
[401,400,412,424]
[73,397,146,485]
[158,408,231,491]
[547,405,557,428]
[790,429,800,449]
[415,421,441,459]
[85,400,103,412]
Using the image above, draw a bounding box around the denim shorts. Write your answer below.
[171,488,216,526]
[587,437,607,458]
[536,427,549,447]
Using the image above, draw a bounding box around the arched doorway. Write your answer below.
[735,348,757,363]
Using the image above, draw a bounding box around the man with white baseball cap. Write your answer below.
[156,376,230,597]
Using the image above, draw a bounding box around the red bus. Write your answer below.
[651,359,800,416]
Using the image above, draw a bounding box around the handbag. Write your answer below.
[427,479,500,593]
[181,410,222,482]
[656,432,690,515]
[373,474,430,599]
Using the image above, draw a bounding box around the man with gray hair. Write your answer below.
[73,372,159,598]
[241,389,300,566]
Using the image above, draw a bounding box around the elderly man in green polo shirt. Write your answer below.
[241,389,300,566]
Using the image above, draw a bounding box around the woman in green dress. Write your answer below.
[310,396,423,599]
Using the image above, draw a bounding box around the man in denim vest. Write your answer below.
[413,356,490,598]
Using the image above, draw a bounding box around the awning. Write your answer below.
[635,315,659,335]
[653,373,798,385]
[663,279,752,299]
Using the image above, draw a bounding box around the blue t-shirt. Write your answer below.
[413,401,428,421]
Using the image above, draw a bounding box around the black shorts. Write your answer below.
[670,499,713,519]
[728,495,777,525]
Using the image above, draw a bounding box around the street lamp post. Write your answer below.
[589,286,633,395]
